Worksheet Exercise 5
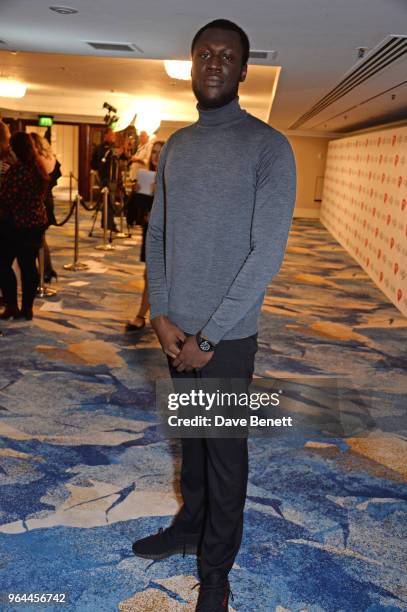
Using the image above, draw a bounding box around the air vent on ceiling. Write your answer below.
[290,35,407,129]
[86,41,143,53]
[249,50,277,61]
[49,6,78,15]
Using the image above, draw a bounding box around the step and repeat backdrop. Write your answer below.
[320,125,407,316]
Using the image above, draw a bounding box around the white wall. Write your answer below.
[52,124,79,188]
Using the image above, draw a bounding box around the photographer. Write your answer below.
[91,128,119,232]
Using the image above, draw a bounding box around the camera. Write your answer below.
[103,102,119,127]
[103,102,117,114]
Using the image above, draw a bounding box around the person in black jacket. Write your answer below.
[91,128,119,232]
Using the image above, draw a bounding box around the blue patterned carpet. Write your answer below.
[0,208,406,612]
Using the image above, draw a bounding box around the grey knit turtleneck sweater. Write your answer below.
[146,97,296,344]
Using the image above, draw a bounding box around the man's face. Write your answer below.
[191,28,247,109]
[139,131,149,145]
[105,130,116,145]
[150,142,163,168]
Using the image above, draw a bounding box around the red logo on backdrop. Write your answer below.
[370,188,373,197]
[402,199,407,211]
[378,137,381,146]
[379,271,384,281]
[366,257,370,267]
[375,227,379,237]
[379,154,383,164]
[363,220,367,228]
[394,154,399,167]
[367,154,370,163]
[384,193,388,203]
[398,176,403,187]
[365,138,368,147]
[387,214,391,225]
[392,134,397,146]
[372,207,376,217]
[364,238,368,246]
[390,237,395,249]
[397,289,402,302]
[377,249,382,259]
[394,263,399,274]
[368,171,372,180]
[381,173,385,183]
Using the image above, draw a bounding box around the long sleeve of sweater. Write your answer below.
[146,143,169,319]
[201,136,296,343]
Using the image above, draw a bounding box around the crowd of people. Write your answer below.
[0,127,50,320]
[0,119,163,325]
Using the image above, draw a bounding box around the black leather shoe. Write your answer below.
[22,308,33,321]
[195,573,232,611]
[132,525,200,560]
[44,270,58,284]
[0,306,20,320]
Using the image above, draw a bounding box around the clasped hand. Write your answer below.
[152,316,213,372]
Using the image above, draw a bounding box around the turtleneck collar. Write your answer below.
[196,97,245,127]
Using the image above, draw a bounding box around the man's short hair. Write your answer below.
[191,19,250,67]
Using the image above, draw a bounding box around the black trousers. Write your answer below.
[0,228,43,310]
[168,334,257,579]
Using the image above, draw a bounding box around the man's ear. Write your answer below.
[240,63,248,83]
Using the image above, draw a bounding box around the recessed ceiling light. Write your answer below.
[164,60,192,80]
[49,6,78,15]
[0,79,27,98]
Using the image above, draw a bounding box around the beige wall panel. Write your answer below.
[321,126,407,316]
[284,135,329,218]
[52,124,79,189]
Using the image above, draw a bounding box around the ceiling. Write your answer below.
[0,51,279,125]
[0,0,406,133]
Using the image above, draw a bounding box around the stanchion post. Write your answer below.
[39,245,45,290]
[95,186,115,250]
[64,194,89,271]
[37,246,57,298]
[69,171,73,206]
[90,170,98,209]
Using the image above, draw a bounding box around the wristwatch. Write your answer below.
[196,332,216,352]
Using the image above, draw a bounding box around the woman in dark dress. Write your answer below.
[0,132,49,320]
[126,140,164,331]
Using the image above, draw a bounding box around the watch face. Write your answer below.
[200,340,211,352]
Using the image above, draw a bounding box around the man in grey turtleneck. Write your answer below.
[132,19,296,611]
